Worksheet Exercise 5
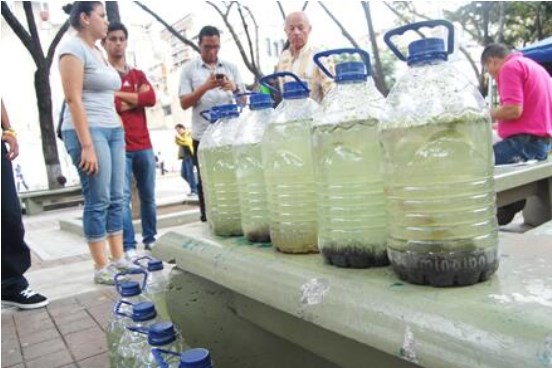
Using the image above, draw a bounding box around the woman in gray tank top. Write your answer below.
[58,2,137,285]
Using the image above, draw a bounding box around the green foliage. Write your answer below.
[444,1,551,47]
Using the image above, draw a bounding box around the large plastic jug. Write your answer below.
[198,104,244,236]
[312,48,388,268]
[381,20,498,286]
[260,72,320,253]
[153,347,213,368]
[107,269,149,367]
[234,93,274,243]
[117,301,160,367]
[127,321,186,368]
[134,256,170,321]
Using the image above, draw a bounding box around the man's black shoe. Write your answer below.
[1,287,49,310]
[200,214,207,222]
[497,199,526,226]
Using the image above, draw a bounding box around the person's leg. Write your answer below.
[133,149,157,248]
[184,156,198,194]
[193,139,206,222]
[64,129,112,278]
[1,142,31,296]
[122,151,137,252]
[105,127,126,261]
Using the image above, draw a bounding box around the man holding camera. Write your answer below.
[179,25,245,222]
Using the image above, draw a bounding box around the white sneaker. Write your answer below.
[144,242,155,251]
[112,257,140,271]
[124,249,139,262]
[94,264,119,285]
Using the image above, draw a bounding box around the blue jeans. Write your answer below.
[64,128,125,243]
[180,156,197,194]
[494,134,551,165]
[123,149,157,250]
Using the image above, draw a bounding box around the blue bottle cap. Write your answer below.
[119,280,141,297]
[217,104,240,118]
[180,348,212,368]
[335,61,369,82]
[249,93,273,110]
[147,259,163,272]
[148,321,177,346]
[132,301,157,322]
[407,38,448,65]
[282,80,309,99]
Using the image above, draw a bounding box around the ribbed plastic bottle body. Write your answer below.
[234,108,273,243]
[380,62,498,286]
[138,338,185,368]
[262,98,319,253]
[198,116,243,236]
[143,272,169,321]
[313,82,388,268]
[107,294,149,367]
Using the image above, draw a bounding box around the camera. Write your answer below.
[215,73,225,81]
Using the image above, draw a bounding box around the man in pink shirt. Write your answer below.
[482,43,552,224]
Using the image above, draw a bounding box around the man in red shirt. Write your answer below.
[103,23,157,258]
[482,43,552,224]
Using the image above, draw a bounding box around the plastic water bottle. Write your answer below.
[234,93,274,242]
[106,269,149,367]
[127,321,185,368]
[259,72,320,253]
[198,104,244,236]
[134,256,170,321]
[381,20,498,286]
[117,301,160,368]
[153,347,213,368]
[312,48,388,268]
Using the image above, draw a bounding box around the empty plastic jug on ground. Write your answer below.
[198,104,244,236]
[312,48,388,268]
[234,93,274,243]
[153,347,213,368]
[116,301,160,367]
[127,321,186,368]
[381,20,498,286]
[106,269,149,366]
[134,256,170,321]
[260,72,320,253]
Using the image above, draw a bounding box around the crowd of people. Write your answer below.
[1,1,550,309]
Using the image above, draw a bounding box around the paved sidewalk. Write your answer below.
[1,173,194,367]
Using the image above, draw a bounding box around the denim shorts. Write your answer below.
[494,134,551,165]
[63,127,125,242]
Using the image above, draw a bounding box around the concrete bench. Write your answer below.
[494,159,552,226]
[153,226,551,368]
[19,186,83,216]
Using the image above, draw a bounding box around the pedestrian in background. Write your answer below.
[58,2,134,285]
[103,21,158,259]
[1,100,49,309]
[179,25,246,222]
[175,124,197,197]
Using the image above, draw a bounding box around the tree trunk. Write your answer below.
[34,66,63,189]
[496,2,506,43]
[362,2,388,95]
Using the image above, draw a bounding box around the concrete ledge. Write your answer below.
[59,209,200,237]
[154,225,552,368]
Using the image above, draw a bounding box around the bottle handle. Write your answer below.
[114,299,133,318]
[259,71,310,94]
[313,48,370,79]
[115,268,148,293]
[152,348,181,367]
[383,19,454,61]
[200,109,211,122]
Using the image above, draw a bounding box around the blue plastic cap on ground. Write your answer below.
[147,259,163,272]
[119,281,141,297]
[132,301,157,322]
[179,348,212,368]
[148,321,177,346]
